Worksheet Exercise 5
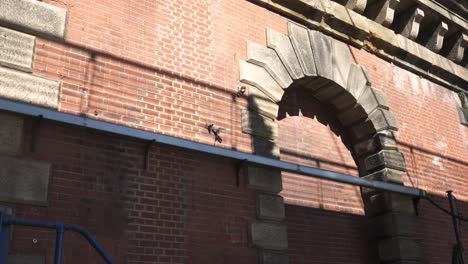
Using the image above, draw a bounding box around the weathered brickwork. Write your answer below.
[0,0,467,264]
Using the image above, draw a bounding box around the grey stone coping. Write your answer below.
[248,0,468,92]
[0,0,67,41]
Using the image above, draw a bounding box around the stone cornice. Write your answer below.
[249,0,468,93]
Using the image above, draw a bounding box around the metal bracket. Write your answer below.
[144,140,155,170]
[30,115,43,152]
[235,159,248,187]
[412,197,421,216]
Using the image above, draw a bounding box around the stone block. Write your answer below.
[361,168,405,195]
[249,221,288,250]
[339,64,370,106]
[0,66,60,109]
[240,61,285,102]
[358,87,389,113]
[369,212,417,238]
[241,109,278,140]
[247,42,293,88]
[363,192,415,216]
[331,40,352,89]
[248,85,279,120]
[309,30,333,81]
[257,193,285,221]
[344,0,367,13]
[0,0,67,41]
[364,150,406,172]
[330,92,357,111]
[379,237,421,262]
[0,156,50,205]
[0,112,23,155]
[351,109,398,140]
[260,250,289,264]
[287,23,317,77]
[366,0,400,27]
[447,33,468,63]
[8,256,44,264]
[253,136,280,159]
[312,82,344,102]
[425,22,448,53]
[338,104,368,127]
[457,107,468,126]
[0,26,35,72]
[399,8,424,41]
[353,131,397,157]
[266,29,304,80]
[247,165,282,193]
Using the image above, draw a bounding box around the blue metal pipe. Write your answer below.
[0,214,11,264]
[66,225,114,264]
[0,98,426,198]
[54,224,64,264]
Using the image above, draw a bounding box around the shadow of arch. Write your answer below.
[240,22,420,264]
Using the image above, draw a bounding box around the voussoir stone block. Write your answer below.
[309,30,333,81]
[365,150,406,172]
[257,193,285,221]
[0,112,23,156]
[0,155,50,205]
[247,42,293,89]
[332,64,370,110]
[0,0,67,41]
[249,221,288,250]
[288,23,317,77]
[247,165,282,193]
[331,40,352,89]
[260,250,289,264]
[0,26,35,72]
[240,61,285,102]
[267,29,304,80]
[457,107,468,125]
[242,109,278,140]
[354,130,397,157]
[351,108,398,140]
[379,237,421,262]
[0,66,61,109]
[248,85,279,120]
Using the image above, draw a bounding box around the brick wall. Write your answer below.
[1,0,467,263]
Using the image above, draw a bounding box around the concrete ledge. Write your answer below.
[0,155,50,206]
[0,26,35,72]
[0,66,60,109]
[0,0,67,41]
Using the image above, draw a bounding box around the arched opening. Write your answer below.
[240,22,420,264]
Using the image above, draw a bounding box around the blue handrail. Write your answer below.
[0,213,114,264]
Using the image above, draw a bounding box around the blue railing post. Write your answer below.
[54,224,64,264]
[0,213,11,264]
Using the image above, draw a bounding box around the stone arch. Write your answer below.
[240,22,420,264]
